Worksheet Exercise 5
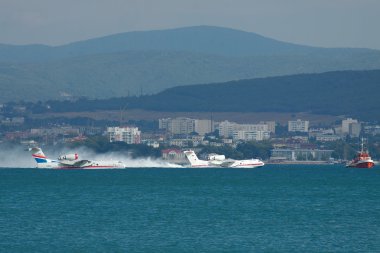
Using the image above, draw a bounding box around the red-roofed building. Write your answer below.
[161,149,186,164]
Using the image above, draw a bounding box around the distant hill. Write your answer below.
[0,26,323,62]
[0,26,380,103]
[41,70,380,121]
[0,26,378,62]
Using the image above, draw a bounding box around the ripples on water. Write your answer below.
[0,165,379,252]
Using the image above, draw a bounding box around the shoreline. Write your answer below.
[266,161,342,165]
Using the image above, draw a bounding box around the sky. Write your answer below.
[0,0,379,49]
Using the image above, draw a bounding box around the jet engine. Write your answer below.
[58,153,79,161]
[207,154,226,161]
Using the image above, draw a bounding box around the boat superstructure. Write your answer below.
[346,138,375,169]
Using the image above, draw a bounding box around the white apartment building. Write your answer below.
[237,123,269,132]
[349,122,362,138]
[194,119,212,136]
[159,118,195,135]
[259,121,276,133]
[218,120,238,137]
[341,118,361,137]
[158,118,170,130]
[288,119,309,132]
[159,118,213,136]
[218,120,274,138]
[342,118,358,134]
[107,127,141,144]
[233,130,271,141]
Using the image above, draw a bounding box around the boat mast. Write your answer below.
[361,137,364,153]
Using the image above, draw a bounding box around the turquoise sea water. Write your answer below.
[1,165,379,252]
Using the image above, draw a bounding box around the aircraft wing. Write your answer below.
[59,159,91,167]
[219,159,236,167]
[72,160,91,167]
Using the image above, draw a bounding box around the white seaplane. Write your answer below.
[183,150,264,168]
[29,147,125,169]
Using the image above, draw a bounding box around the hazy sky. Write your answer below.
[0,0,379,49]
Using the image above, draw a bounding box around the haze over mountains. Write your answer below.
[0,26,380,103]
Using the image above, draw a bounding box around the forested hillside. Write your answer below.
[31,70,380,121]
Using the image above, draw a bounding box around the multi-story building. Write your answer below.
[158,118,170,130]
[159,117,195,135]
[238,123,269,132]
[308,128,341,142]
[232,130,271,141]
[342,118,358,134]
[270,148,333,161]
[349,122,362,138]
[160,118,213,136]
[340,118,362,137]
[194,119,212,136]
[171,118,195,134]
[107,126,141,144]
[259,121,276,133]
[219,121,274,138]
[288,119,309,132]
[218,120,237,138]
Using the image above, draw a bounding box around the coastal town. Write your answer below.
[1,102,379,166]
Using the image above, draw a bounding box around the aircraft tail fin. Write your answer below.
[183,150,209,167]
[29,147,48,164]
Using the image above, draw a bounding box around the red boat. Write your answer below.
[346,139,375,169]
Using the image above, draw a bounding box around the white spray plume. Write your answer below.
[0,145,34,168]
[62,147,183,168]
[0,145,182,168]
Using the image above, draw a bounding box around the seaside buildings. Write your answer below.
[232,130,270,142]
[288,119,309,132]
[107,127,141,144]
[159,117,195,135]
[342,118,362,137]
[159,118,213,135]
[270,148,333,162]
[218,120,273,141]
[341,118,362,138]
[194,119,213,136]
[0,101,377,163]
[342,118,358,134]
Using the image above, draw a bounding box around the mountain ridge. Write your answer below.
[0,26,380,103]
[0,26,378,63]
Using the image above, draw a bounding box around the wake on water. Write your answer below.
[0,145,182,168]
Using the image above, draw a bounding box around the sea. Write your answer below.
[1,165,379,252]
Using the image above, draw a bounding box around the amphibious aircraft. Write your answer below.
[29,147,125,169]
[183,150,264,168]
